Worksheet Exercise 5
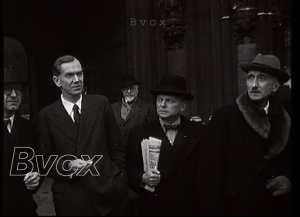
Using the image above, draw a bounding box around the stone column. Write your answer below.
[158,0,191,118]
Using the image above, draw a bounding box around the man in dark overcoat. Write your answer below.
[2,66,41,216]
[126,75,205,216]
[198,54,292,216]
[36,55,128,216]
[111,75,157,215]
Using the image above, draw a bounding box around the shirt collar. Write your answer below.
[4,114,15,131]
[263,101,269,114]
[61,94,82,115]
[159,116,181,130]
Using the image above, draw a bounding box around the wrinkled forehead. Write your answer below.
[248,70,279,82]
[60,59,82,74]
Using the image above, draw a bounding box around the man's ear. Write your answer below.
[181,101,187,111]
[272,82,280,92]
[53,76,61,87]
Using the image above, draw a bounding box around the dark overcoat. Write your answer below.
[126,115,205,216]
[198,94,292,216]
[2,115,40,216]
[111,98,157,146]
[36,95,127,216]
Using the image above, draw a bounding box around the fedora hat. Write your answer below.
[119,74,140,89]
[150,75,194,100]
[4,66,29,84]
[239,53,290,84]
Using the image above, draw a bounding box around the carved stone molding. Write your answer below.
[230,0,259,44]
[158,0,185,51]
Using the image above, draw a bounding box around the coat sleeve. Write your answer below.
[125,125,145,195]
[103,97,126,172]
[36,110,73,180]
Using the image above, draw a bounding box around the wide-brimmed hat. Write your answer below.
[150,75,194,100]
[119,74,140,89]
[239,53,290,84]
[4,66,29,84]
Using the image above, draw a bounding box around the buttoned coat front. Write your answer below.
[111,98,157,146]
[126,115,205,216]
[37,95,127,216]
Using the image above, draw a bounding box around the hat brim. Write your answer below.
[119,81,140,89]
[150,89,194,100]
[239,62,290,84]
[4,80,30,84]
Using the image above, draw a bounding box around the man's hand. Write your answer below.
[142,169,161,187]
[68,159,93,174]
[265,175,291,196]
[24,172,40,190]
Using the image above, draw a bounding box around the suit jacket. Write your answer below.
[2,115,40,216]
[111,98,157,146]
[36,95,127,216]
[126,115,205,216]
[198,94,291,216]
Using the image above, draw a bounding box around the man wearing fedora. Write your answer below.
[125,74,205,215]
[2,66,41,216]
[198,54,291,215]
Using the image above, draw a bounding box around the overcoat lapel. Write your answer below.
[49,100,79,145]
[76,96,99,156]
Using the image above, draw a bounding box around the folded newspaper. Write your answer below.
[141,137,162,193]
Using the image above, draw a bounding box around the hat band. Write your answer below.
[251,62,278,69]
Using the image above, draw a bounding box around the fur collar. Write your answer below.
[236,93,291,160]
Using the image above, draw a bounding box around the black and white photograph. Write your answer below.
[2,0,292,216]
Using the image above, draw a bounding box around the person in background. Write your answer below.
[126,74,205,216]
[111,74,157,146]
[198,54,291,216]
[2,65,41,216]
[111,74,157,215]
[36,55,129,216]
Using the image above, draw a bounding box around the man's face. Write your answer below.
[156,94,186,122]
[4,83,22,113]
[122,84,138,103]
[53,59,84,97]
[246,70,280,102]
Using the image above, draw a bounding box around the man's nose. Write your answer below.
[10,89,17,97]
[252,78,258,87]
[160,100,166,107]
[73,74,79,82]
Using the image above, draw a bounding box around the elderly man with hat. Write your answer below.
[198,54,291,216]
[111,74,157,215]
[111,75,157,147]
[2,66,41,216]
[125,74,205,215]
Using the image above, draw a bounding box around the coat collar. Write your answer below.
[236,92,291,159]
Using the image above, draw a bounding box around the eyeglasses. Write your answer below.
[122,86,138,93]
[4,88,22,96]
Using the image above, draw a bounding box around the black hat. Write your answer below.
[119,75,140,89]
[239,53,290,84]
[150,75,193,100]
[4,66,29,84]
